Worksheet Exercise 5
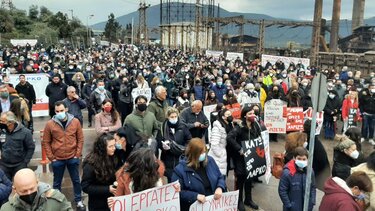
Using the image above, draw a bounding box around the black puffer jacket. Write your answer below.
[332,149,356,180]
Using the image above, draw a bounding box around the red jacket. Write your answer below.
[319,177,361,211]
[341,98,361,121]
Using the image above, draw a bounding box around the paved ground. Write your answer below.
[20,112,375,211]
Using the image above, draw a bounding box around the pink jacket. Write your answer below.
[94,112,121,136]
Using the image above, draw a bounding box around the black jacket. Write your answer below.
[332,149,356,180]
[305,136,330,177]
[324,95,341,121]
[359,90,375,114]
[180,107,209,139]
[81,162,116,211]
[0,123,35,167]
[45,82,68,105]
[15,82,36,104]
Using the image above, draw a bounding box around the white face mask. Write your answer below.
[350,150,359,159]
[329,94,335,99]
[371,89,375,94]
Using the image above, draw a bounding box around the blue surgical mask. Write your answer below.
[55,112,66,120]
[98,86,105,91]
[115,143,122,150]
[169,118,178,125]
[217,82,223,86]
[295,160,308,169]
[198,153,206,162]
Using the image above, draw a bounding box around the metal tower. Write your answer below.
[195,0,202,50]
[1,0,14,10]
[138,0,150,44]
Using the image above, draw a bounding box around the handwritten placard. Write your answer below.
[189,191,239,211]
[264,99,287,133]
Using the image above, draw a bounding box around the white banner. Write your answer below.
[131,88,152,105]
[111,181,180,211]
[10,39,38,47]
[189,190,239,211]
[226,52,244,61]
[264,99,287,134]
[206,50,223,59]
[304,108,324,135]
[261,54,310,69]
[262,130,272,184]
[9,74,50,117]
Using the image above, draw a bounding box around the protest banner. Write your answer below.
[261,54,310,69]
[9,73,49,117]
[304,108,324,135]
[241,127,268,179]
[226,52,244,61]
[131,88,152,104]
[284,107,304,132]
[262,130,272,184]
[348,108,357,128]
[10,39,38,47]
[203,104,217,143]
[189,190,239,211]
[264,99,287,133]
[206,50,223,59]
[111,181,180,211]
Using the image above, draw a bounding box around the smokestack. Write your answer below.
[352,0,365,31]
[330,0,341,52]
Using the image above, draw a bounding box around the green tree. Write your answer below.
[39,6,53,22]
[104,13,121,42]
[48,12,72,38]
[0,9,14,33]
[28,5,38,20]
[12,9,32,35]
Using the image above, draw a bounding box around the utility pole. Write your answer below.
[330,0,341,52]
[195,0,202,51]
[139,0,150,44]
[310,0,323,66]
[1,0,13,10]
[68,9,74,20]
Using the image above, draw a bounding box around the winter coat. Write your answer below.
[351,163,375,211]
[278,160,316,211]
[179,107,209,139]
[0,96,18,113]
[147,97,169,124]
[45,82,67,106]
[359,90,375,114]
[323,94,341,122]
[332,149,356,180]
[341,98,361,121]
[118,82,137,104]
[42,113,84,161]
[171,156,226,211]
[156,120,192,179]
[124,110,159,137]
[0,168,11,206]
[210,85,227,103]
[15,82,36,105]
[0,123,35,167]
[305,136,330,178]
[208,120,228,175]
[94,112,122,136]
[0,182,73,211]
[81,162,116,211]
[89,88,112,114]
[319,177,361,211]
[62,98,86,124]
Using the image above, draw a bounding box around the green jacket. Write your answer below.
[124,110,159,137]
[0,182,72,211]
[147,97,169,124]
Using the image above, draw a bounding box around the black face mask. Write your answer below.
[0,123,8,131]
[226,116,233,123]
[137,103,147,112]
[20,191,37,205]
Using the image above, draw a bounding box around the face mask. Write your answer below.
[329,94,335,99]
[0,123,7,130]
[217,82,223,86]
[350,150,359,159]
[115,143,122,150]
[247,116,256,123]
[55,112,66,120]
[371,89,375,93]
[0,92,9,99]
[303,142,308,149]
[302,83,308,87]
[226,116,233,123]
[169,118,178,125]
[282,74,287,78]
[98,86,105,91]
[19,191,37,205]
[69,66,74,70]
[104,106,112,113]
[295,160,308,169]
[137,103,147,112]
[198,153,206,162]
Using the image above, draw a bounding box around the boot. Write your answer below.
[244,180,259,210]
[238,201,245,211]
[88,122,92,127]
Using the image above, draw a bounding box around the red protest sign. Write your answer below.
[285,107,304,132]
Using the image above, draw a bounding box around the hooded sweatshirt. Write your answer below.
[319,177,361,211]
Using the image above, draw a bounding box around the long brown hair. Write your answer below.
[185,138,207,169]
[101,98,119,123]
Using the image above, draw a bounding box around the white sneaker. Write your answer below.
[369,139,375,146]
[361,138,365,143]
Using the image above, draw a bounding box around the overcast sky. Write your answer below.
[12,0,375,24]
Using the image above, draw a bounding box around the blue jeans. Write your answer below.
[362,113,375,139]
[51,158,82,202]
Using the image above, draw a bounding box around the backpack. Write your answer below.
[271,152,285,179]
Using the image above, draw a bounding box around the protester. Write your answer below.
[210,77,227,103]
[42,101,86,210]
[63,86,87,126]
[156,107,192,182]
[284,132,308,164]
[323,90,341,139]
[82,78,96,127]
[359,83,375,145]
[172,138,226,211]
[180,100,209,140]
[204,90,218,106]
[94,98,121,136]
[319,171,373,211]
[82,134,120,211]
[0,168,72,211]
[0,111,35,180]
[9,97,31,129]
[342,90,361,132]
[90,79,112,114]
[0,85,17,113]
[118,76,137,123]
[0,167,11,206]
[15,74,36,130]
[278,147,316,211]
[113,127,128,165]
[148,86,169,124]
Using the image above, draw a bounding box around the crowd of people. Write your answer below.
[0,43,374,210]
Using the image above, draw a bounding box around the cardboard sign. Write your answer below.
[131,88,152,104]
[189,191,239,211]
[111,181,180,211]
[284,107,304,132]
[9,74,50,117]
[261,54,310,70]
[241,132,267,179]
[264,100,287,133]
[304,108,324,135]
[348,108,357,128]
